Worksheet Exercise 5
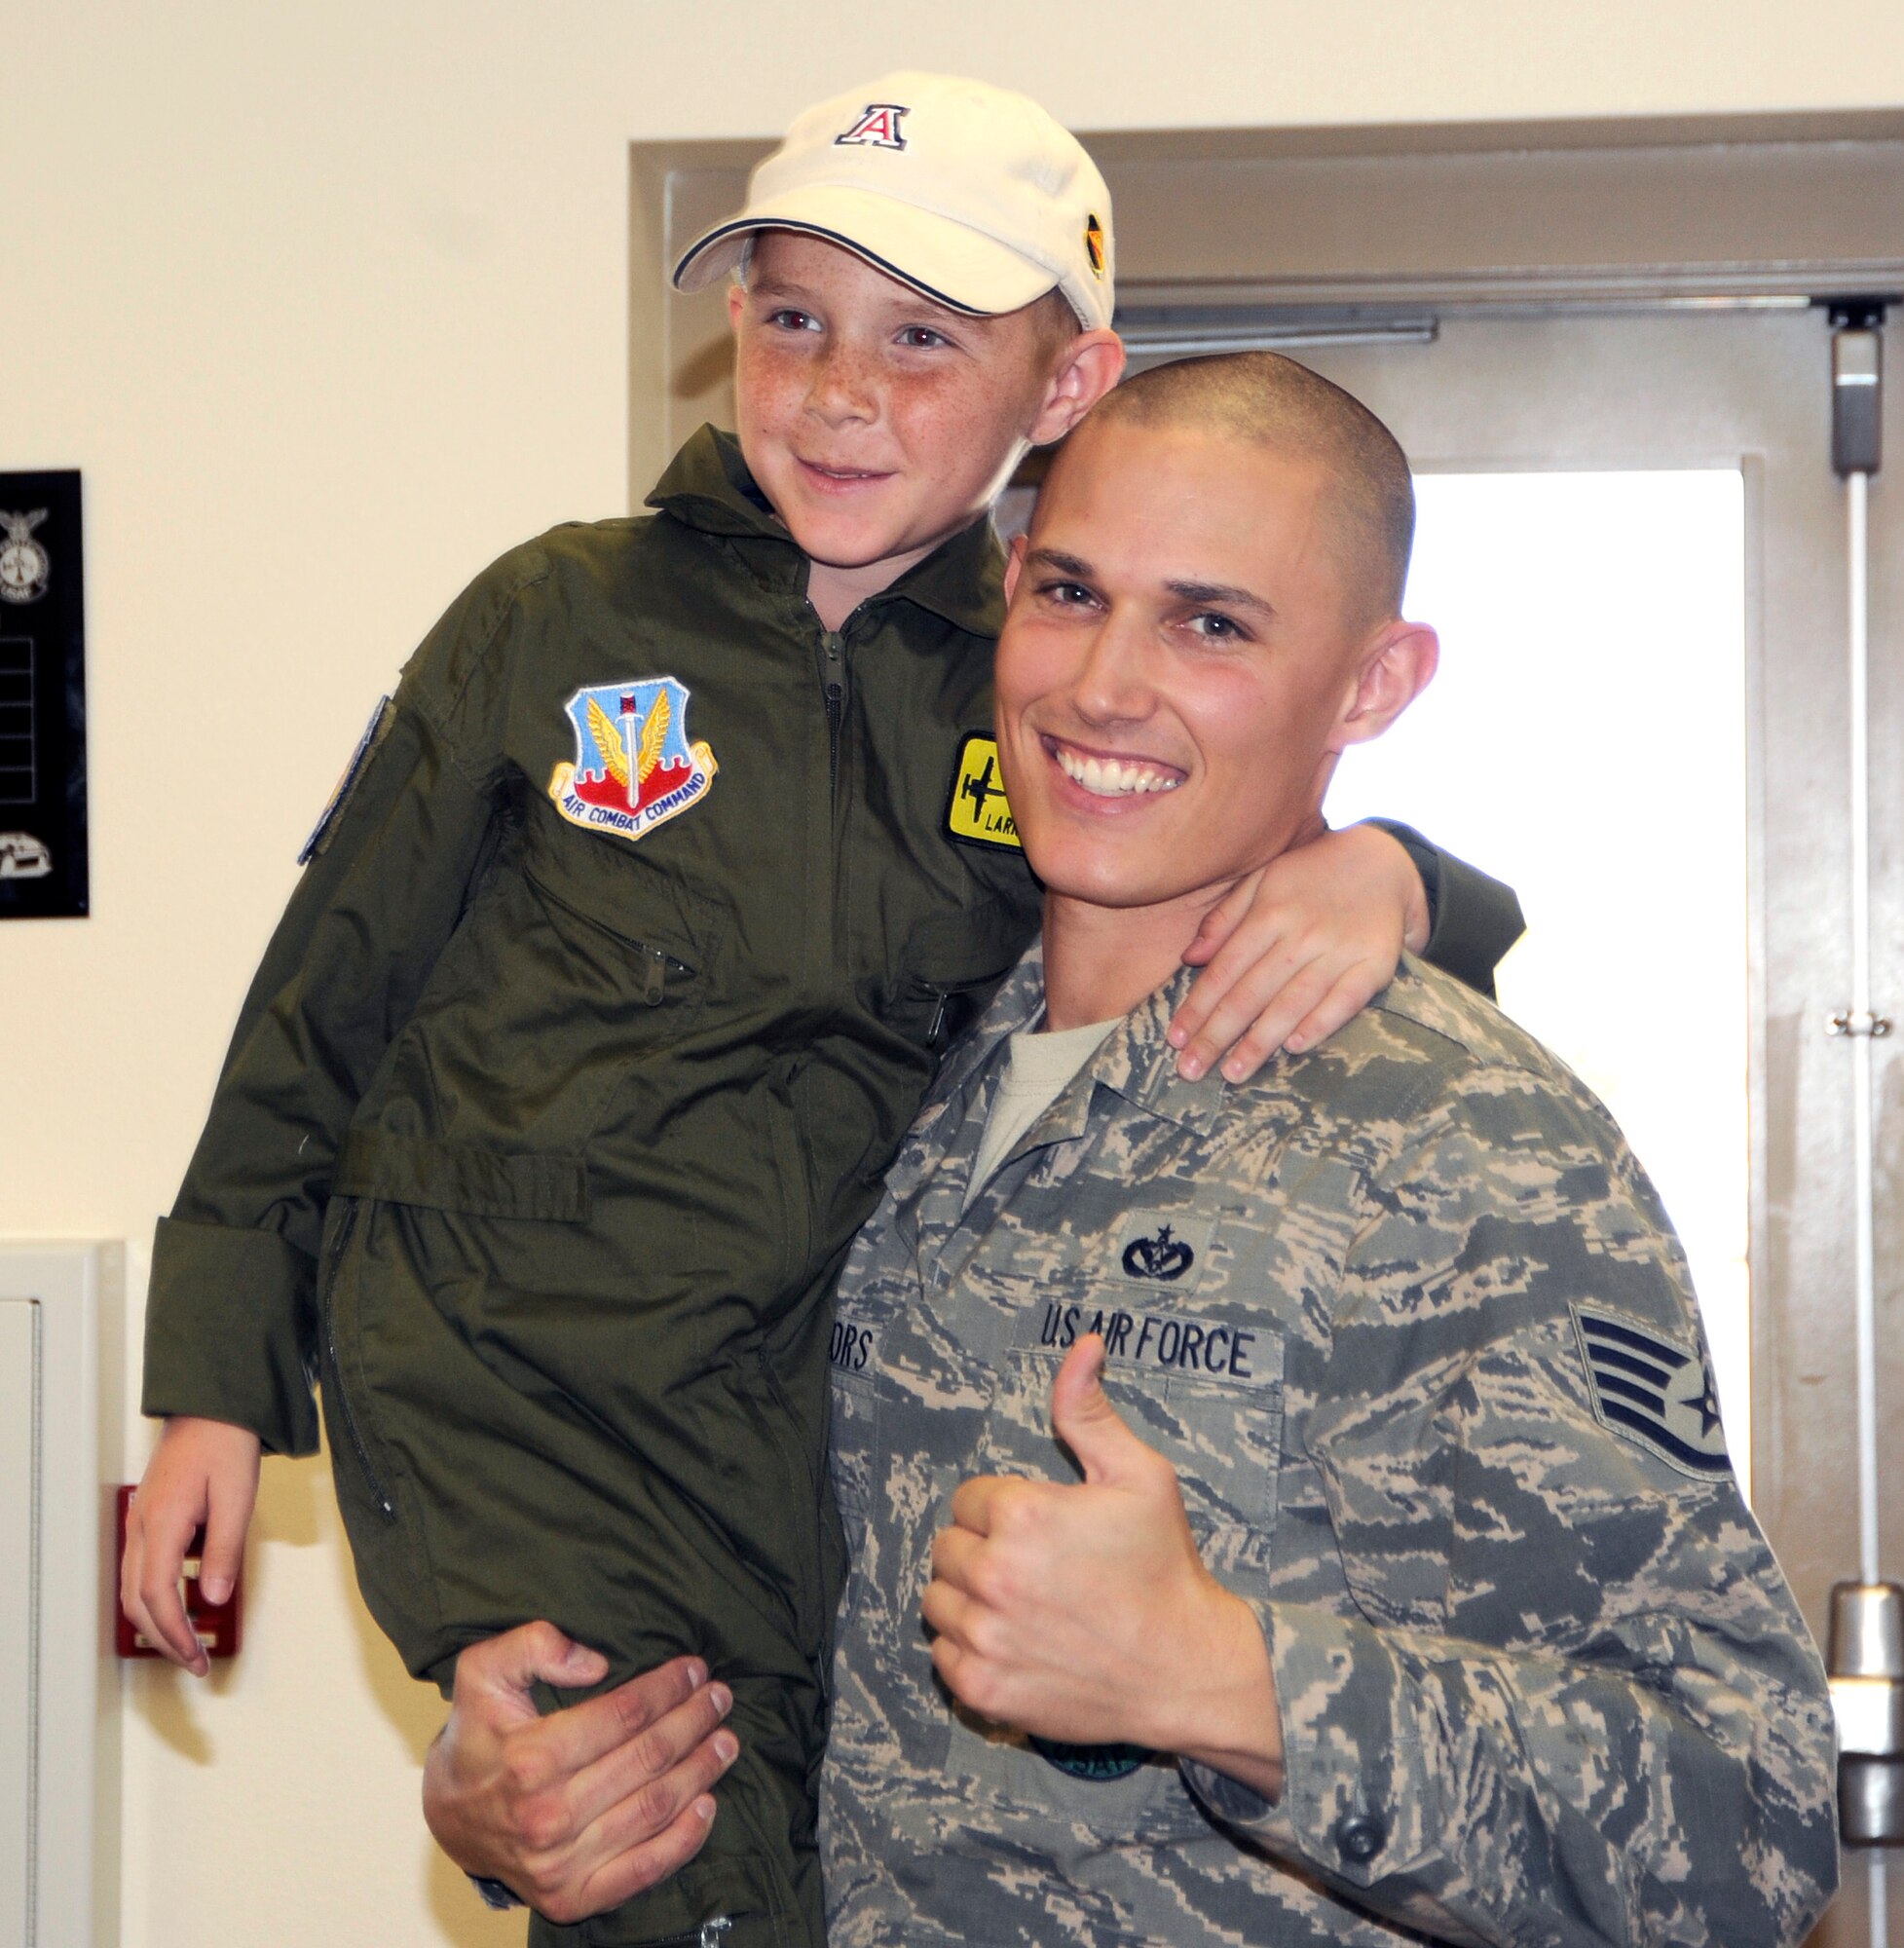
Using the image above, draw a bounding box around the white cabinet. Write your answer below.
[0,1245,121,1948]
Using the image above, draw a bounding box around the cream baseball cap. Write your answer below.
[672,72,1114,331]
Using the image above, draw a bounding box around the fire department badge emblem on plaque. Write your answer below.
[548,678,718,843]
[0,509,51,605]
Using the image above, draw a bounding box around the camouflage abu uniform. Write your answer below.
[820,946,1839,1948]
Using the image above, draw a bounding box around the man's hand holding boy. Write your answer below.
[422,1629,738,1923]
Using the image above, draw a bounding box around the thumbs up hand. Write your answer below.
[923,1333,1279,1774]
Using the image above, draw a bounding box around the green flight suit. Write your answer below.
[141,426,1524,1948]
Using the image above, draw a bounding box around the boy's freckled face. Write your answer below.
[729,232,1067,592]
[994,416,1374,920]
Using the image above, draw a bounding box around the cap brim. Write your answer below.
[671,185,1059,318]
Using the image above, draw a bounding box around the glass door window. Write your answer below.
[1326,469,1751,1476]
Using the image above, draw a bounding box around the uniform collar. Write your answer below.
[940,947,1230,1143]
[646,425,1007,638]
[1071,962,1228,1138]
[933,943,1050,1104]
[646,424,789,540]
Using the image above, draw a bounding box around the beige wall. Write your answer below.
[6,3,1902,1944]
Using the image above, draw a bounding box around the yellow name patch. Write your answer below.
[945,733,1021,851]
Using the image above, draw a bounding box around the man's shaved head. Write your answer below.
[1080,352,1415,626]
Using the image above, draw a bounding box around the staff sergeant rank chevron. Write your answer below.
[1573,1304,1731,1477]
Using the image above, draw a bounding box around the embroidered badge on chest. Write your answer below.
[548,679,718,843]
[1029,1735,1153,1781]
[945,732,1021,851]
[1573,1305,1731,1479]
[1111,1210,1216,1289]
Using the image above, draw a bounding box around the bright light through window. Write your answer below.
[1326,470,1752,1487]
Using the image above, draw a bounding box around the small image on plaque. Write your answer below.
[0,471,87,919]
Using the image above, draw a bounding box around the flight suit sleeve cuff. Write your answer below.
[140,1216,320,1457]
[1180,1599,1438,1892]
[1361,818,1526,1000]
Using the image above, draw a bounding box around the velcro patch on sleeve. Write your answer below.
[298,694,393,864]
[1573,1304,1732,1479]
[945,733,1021,851]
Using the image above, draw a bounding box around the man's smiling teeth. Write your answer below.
[1055,746,1181,797]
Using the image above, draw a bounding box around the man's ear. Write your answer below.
[1330,621,1439,751]
[1002,531,1030,606]
[728,280,746,334]
[1028,329,1126,445]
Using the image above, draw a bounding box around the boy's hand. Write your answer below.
[423,1627,738,1923]
[120,1413,262,1674]
[1170,823,1429,1083]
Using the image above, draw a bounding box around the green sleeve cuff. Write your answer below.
[140,1216,320,1457]
[1362,819,1525,1000]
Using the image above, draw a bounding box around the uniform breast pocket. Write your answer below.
[374,803,730,1160]
[824,1313,937,1651]
[887,896,1028,1053]
[942,1297,1284,1838]
[973,1295,1285,1601]
[520,796,725,1015]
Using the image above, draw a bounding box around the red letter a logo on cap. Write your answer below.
[835,102,908,151]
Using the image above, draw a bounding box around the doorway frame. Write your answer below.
[628,115,1904,1945]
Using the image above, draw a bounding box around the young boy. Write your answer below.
[126,76,1519,1948]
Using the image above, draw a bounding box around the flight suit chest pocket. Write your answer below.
[977,1298,1285,1599]
[888,897,1028,1053]
[520,796,725,998]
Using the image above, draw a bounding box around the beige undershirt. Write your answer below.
[962,1015,1120,1214]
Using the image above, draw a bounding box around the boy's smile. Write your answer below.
[729,232,1118,628]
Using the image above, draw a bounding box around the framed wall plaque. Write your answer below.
[0,470,87,918]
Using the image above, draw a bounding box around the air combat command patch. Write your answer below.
[548,678,717,844]
[1573,1305,1731,1478]
[946,732,1021,851]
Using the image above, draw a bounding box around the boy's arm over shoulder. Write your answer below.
[1169,819,1520,1083]
[1362,818,1524,998]
[142,545,545,1455]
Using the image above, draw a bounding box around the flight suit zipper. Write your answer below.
[652,1914,743,1946]
[799,614,849,1007]
[637,943,691,1005]
[820,628,845,797]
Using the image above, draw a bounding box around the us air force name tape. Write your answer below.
[834,1296,1273,1393]
[1019,1298,1275,1390]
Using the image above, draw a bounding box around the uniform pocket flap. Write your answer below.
[523,795,723,966]
[333,1129,590,1221]
[902,894,1027,986]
